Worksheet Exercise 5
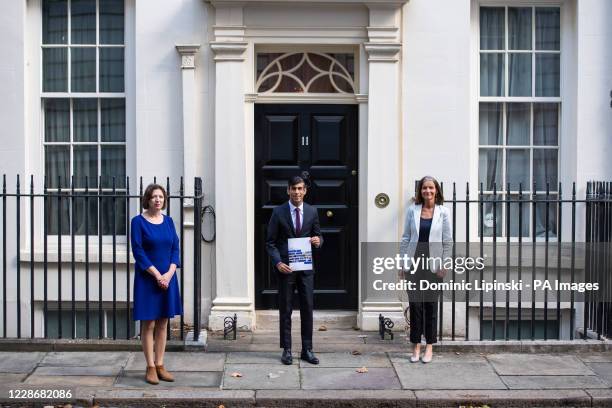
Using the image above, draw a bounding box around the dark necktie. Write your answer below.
[295,208,301,236]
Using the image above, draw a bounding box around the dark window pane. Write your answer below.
[73,99,97,142]
[506,149,529,190]
[480,53,505,96]
[44,99,70,142]
[71,0,96,44]
[533,103,559,146]
[74,145,98,189]
[479,103,503,145]
[101,146,126,188]
[71,48,96,92]
[47,193,70,235]
[480,7,505,50]
[72,193,98,235]
[508,7,532,50]
[536,54,560,97]
[102,193,127,235]
[101,99,125,141]
[480,194,503,237]
[534,193,558,238]
[478,149,502,191]
[507,103,530,145]
[100,48,124,92]
[533,149,558,189]
[100,0,125,44]
[536,8,560,50]
[43,48,68,92]
[508,53,531,96]
[43,0,67,44]
[45,145,70,188]
[508,194,530,238]
[327,53,355,80]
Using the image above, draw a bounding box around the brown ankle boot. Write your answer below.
[156,365,175,382]
[145,366,159,385]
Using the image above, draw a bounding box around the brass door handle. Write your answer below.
[326,210,334,218]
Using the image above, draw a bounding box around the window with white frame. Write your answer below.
[42,0,126,236]
[478,6,560,238]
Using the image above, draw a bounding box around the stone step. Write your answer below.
[255,310,358,330]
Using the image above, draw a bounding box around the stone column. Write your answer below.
[175,45,200,196]
[360,4,404,330]
[175,44,200,326]
[208,4,253,330]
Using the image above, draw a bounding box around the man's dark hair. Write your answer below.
[287,176,308,188]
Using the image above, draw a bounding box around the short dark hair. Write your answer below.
[142,184,168,210]
[288,174,308,188]
[415,176,444,205]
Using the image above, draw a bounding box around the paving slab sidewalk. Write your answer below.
[0,350,610,407]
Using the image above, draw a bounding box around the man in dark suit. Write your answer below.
[266,175,323,365]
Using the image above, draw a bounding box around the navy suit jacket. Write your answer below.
[266,201,323,274]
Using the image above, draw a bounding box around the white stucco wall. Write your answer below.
[402,0,472,235]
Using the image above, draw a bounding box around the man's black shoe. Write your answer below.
[281,349,293,365]
[300,349,319,365]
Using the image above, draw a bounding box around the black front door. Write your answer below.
[255,104,358,309]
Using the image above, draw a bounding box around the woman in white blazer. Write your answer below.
[400,176,453,363]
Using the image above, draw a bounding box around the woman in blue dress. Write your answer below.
[131,184,182,384]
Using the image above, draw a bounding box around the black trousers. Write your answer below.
[277,270,314,350]
[408,269,440,344]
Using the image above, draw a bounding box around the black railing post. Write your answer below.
[556,183,562,339]
[544,183,550,340]
[584,181,592,339]
[57,175,62,339]
[98,175,103,339]
[71,176,76,339]
[166,177,171,341]
[465,182,469,340]
[531,181,536,340]
[505,182,510,341]
[16,175,21,338]
[518,183,523,340]
[2,175,6,338]
[179,177,185,340]
[43,175,48,338]
[492,182,497,341]
[451,182,456,340]
[112,177,117,340]
[193,177,203,341]
[126,176,131,339]
[30,175,35,338]
[570,182,576,340]
[479,182,484,341]
[85,176,90,339]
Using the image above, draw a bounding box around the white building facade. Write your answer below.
[0,0,610,338]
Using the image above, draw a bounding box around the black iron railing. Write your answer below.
[0,175,202,341]
[585,181,612,339]
[413,181,611,341]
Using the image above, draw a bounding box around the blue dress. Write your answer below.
[131,213,183,321]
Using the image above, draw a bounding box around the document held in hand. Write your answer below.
[288,237,313,271]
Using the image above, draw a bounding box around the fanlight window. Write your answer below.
[256,52,355,94]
